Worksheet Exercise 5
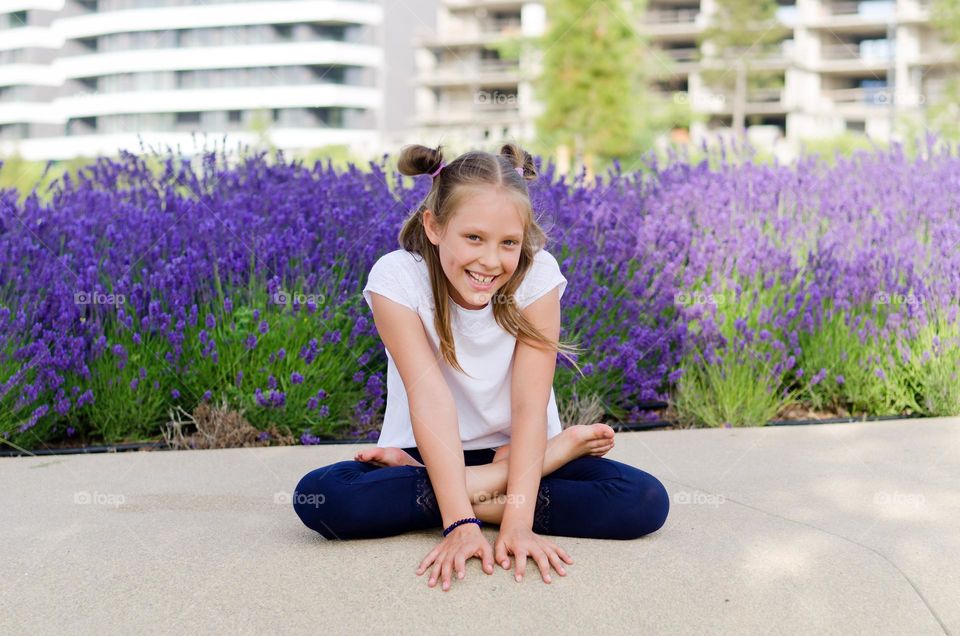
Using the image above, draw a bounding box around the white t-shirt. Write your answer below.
[362,248,569,450]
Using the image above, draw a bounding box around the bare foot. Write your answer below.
[354,447,425,468]
[492,422,616,463]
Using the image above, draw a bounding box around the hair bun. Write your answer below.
[398,144,445,177]
[499,142,536,181]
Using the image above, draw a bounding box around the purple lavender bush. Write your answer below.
[2,135,959,450]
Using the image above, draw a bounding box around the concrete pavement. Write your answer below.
[2,416,958,634]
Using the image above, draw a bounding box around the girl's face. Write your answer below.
[424,187,525,310]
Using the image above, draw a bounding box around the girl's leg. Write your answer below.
[294,432,666,541]
[293,460,423,540]
[293,449,497,540]
[403,423,616,505]
[472,456,670,540]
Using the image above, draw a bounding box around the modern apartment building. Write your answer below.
[412,0,545,147]
[413,0,957,150]
[0,0,385,160]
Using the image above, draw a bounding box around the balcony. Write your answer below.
[649,47,699,76]
[703,46,790,69]
[418,99,520,125]
[818,42,893,73]
[912,44,957,68]
[444,0,525,8]
[823,86,890,106]
[640,8,702,39]
[702,87,786,115]
[418,17,522,48]
[808,1,895,34]
[419,59,522,86]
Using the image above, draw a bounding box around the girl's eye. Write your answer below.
[468,235,518,246]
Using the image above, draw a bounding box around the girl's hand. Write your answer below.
[494,524,574,584]
[415,524,495,591]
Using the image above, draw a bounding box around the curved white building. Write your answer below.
[0,0,385,160]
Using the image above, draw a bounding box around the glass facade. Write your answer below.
[88,24,354,53]
[0,2,380,144]
[90,107,348,134]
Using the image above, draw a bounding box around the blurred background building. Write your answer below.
[0,0,402,160]
[0,0,956,161]
[414,0,955,154]
[411,0,546,146]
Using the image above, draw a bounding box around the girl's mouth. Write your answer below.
[465,269,498,289]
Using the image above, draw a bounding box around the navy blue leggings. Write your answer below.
[293,446,670,540]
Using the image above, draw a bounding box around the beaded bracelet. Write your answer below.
[443,517,482,537]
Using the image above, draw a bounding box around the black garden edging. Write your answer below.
[0,410,929,458]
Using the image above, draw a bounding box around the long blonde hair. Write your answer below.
[396,142,584,378]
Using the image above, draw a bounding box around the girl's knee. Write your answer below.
[621,471,670,539]
[293,461,361,539]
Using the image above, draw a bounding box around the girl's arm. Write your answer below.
[367,292,475,528]
[502,286,562,529]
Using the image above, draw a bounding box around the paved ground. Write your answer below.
[2,416,958,635]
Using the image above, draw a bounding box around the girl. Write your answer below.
[292,143,669,591]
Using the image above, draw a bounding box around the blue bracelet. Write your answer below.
[443,517,482,537]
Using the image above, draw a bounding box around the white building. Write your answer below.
[412,0,545,147]
[0,0,386,160]
[413,0,958,152]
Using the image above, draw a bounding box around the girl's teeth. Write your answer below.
[467,271,494,284]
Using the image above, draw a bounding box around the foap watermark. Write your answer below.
[274,490,326,507]
[872,291,924,306]
[474,491,526,506]
[673,490,725,507]
[870,91,925,107]
[270,290,326,307]
[674,291,725,307]
[74,490,126,508]
[466,291,518,308]
[474,90,518,106]
[873,490,925,508]
[74,291,125,306]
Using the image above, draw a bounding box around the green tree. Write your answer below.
[698,0,789,133]
[533,0,650,173]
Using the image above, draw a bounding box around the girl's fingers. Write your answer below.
[429,561,442,587]
[547,541,574,564]
[481,542,495,574]
[417,548,439,575]
[532,550,552,583]
[494,541,509,569]
[440,557,453,591]
[513,551,527,581]
[546,549,568,576]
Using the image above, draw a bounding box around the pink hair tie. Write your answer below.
[515,166,524,176]
[430,162,445,178]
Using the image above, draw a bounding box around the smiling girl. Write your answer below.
[292,143,669,591]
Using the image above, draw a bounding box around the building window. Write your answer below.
[1,123,32,140]
[9,11,28,28]
[66,117,97,136]
[175,112,200,124]
[228,110,242,123]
